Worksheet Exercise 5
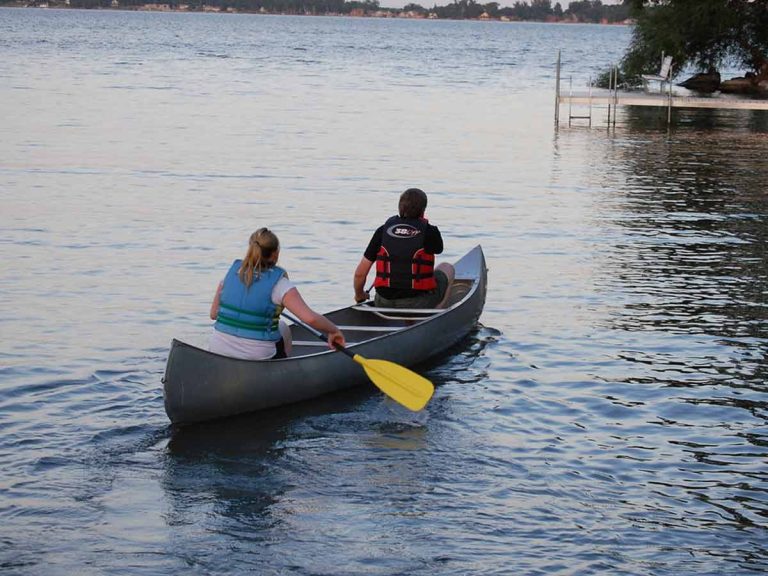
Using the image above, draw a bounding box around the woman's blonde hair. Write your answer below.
[239,227,279,287]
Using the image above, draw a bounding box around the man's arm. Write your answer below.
[425,224,444,254]
[354,226,384,303]
[353,257,374,303]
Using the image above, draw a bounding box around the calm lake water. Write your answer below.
[1,8,767,575]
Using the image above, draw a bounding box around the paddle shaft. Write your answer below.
[281,310,353,358]
[281,310,435,412]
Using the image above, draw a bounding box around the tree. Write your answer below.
[435,0,484,19]
[402,2,426,12]
[620,1,768,91]
[566,0,604,23]
[483,1,500,17]
[529,0,551,20]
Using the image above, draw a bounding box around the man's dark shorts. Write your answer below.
[373,270,449,309]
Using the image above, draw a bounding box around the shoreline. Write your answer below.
[1,4,633,24]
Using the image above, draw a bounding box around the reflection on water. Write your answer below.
[623,105,768,135]
[598,125,767,340]
[1,9,767,575]
[550,109,768,572]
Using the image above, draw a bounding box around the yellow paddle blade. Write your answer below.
[352,354,434,412]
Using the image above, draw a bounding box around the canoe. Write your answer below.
[163,245,487,425]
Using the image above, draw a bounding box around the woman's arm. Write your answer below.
[282,287,345,349]
[209,281,223,320]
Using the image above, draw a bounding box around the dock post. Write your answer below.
[555,50,561,127]
[613,64,618,128]
[667,64,673,125]
[607,66,613,126]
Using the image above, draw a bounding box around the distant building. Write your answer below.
[399,10,424,18]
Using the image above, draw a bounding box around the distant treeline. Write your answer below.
[7,0,632,24]
[408,0,630,22]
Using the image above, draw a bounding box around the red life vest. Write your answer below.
[373,216,437,291]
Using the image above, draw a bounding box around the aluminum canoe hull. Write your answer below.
[163,245,487,425]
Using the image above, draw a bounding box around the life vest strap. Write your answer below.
[219,301,272,318]
[215,315,279,331]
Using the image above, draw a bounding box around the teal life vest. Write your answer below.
[214,261,286,341]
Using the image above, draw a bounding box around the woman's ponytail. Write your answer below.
[238,228,280,287]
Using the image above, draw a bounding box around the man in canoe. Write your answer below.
[353,188,455,309]
[210,228,345,360]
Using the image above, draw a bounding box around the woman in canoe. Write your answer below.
[209,228,345,360]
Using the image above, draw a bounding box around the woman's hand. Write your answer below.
[326,328,345,350]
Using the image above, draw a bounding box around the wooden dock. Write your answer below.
[554,51,768,127]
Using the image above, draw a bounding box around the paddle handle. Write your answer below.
[281,311,354,359]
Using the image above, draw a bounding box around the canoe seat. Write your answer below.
[290,325,404,348]
[351,305,447,321]
[336,325,405,332]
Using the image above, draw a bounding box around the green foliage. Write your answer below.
[620,0,768,84]
[402,2,426,12]
[69,0,111,7]
[594,65,632,89]
[433,0,484,20]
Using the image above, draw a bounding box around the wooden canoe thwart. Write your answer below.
[162,245,487,425]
